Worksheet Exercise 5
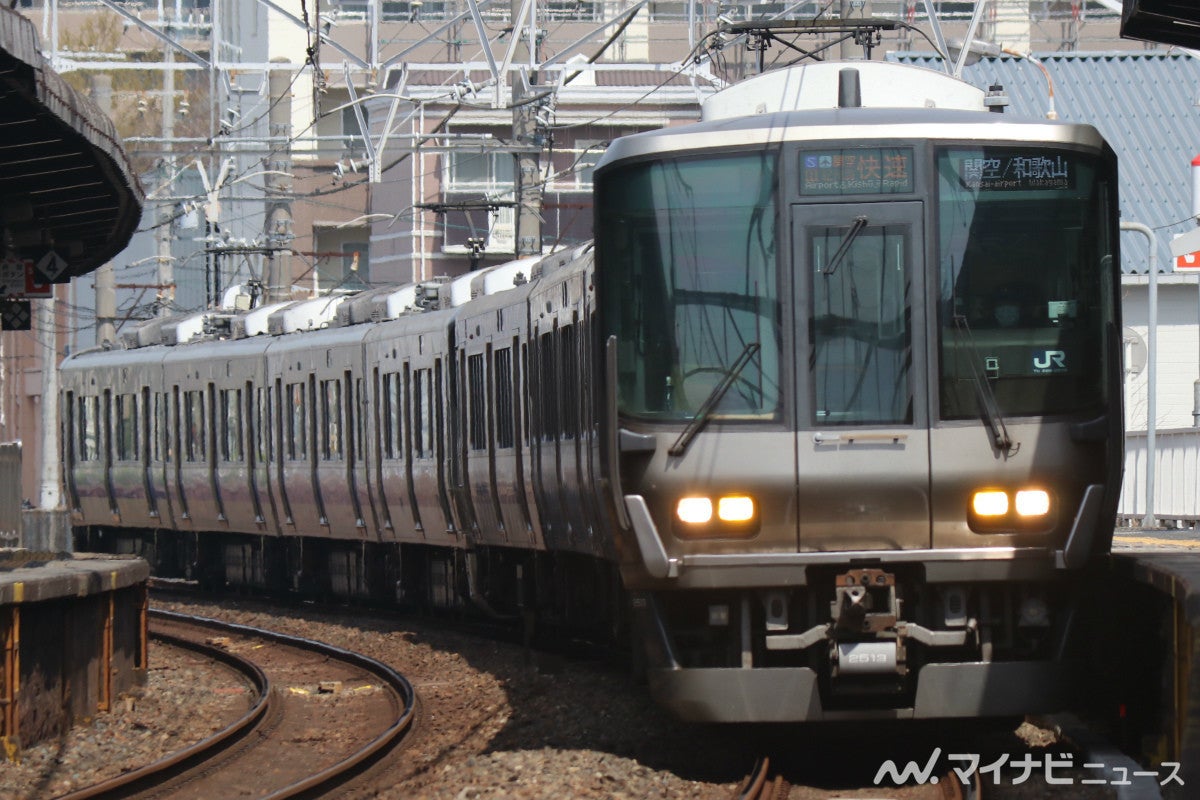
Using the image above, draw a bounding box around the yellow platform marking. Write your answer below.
[1114,535,1200,549]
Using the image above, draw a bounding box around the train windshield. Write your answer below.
[596,152,781,421]
[937,146,1116,419]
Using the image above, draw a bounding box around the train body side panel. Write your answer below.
[162,348,225,530]
[307,325,373,540]
[265,336,325,535]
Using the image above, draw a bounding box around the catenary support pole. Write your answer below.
[1123,221,1157,529]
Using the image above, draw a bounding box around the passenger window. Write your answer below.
[79,395,99,462]
[560,326,577,439]
[382,372,401,459]
[288,382,307,460]
[413,368,433,458]
[494,348,514,449]
[321,379,343,461]
[185,390,206,462]
[221,389,244,462]
[468,353,486,451]
[810,222,912,426]
[116,393,138,461]
[539,332,558,441]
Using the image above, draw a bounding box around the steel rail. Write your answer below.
[55,620,272,800]
[56,609,416,800]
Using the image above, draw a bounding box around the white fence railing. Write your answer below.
[1120,428,1200,527]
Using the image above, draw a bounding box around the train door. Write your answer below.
[141,387,159,521]
[102,389,117,517]
[530,323,568,548]
[371,366,398,537]
[168,386,190,525]
[63,390,79,512]
[151,391,175,528]
[246,383,271,528]
[791,201,932,551]
[272,379,294,527]
[348,373,375,535]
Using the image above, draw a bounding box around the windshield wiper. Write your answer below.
[821,216,868,275]
[952,315,1019,458]
[669,342,760,457]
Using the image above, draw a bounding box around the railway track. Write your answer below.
[733,756,977,800]
[55,609,415,800]
[735,757,787,800]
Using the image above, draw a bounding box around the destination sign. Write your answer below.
[955,154,1075,191]
[800,147,914,196]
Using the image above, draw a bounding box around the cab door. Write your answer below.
[792,202,931,551]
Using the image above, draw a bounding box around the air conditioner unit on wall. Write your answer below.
[1122,0,1200,49]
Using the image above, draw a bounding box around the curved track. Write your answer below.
[56,610,415,800]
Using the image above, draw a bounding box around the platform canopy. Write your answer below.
[0,7,143,285]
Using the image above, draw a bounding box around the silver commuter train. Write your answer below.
[63,60,1123,723]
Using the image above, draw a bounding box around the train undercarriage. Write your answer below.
[73,523,1200,788]
[635,562,1083,722]
[74,527,626,646]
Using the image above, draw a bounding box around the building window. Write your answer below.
[572,140,605,188]
[446,149,515,192]
[343,242,369,283]
[341,103,369,156]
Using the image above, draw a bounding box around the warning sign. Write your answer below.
[1176,251,1200,272]
[1172,230,1200,272]
[0,257,26,296]
[34,251,68,283]
[0,299,31,331]
[0,256,52,298]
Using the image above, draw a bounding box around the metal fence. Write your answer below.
[0,442,20,546]
[1120,428,1200,528]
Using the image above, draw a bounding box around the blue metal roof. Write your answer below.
[891,51,1200,275]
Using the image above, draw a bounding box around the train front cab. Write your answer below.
[594,115,1123,722]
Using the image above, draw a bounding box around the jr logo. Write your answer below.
[1032,350,1067,373]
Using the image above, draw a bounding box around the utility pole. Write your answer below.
[265,63,294,303]
[157,20,176,317]
[36,297,59,510]
[90,74,117,345]
[512,0,543,258]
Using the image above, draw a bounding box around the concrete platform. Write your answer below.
[1097,552,1200,796]
[0,551,149,759]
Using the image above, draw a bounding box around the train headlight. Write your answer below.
[676,497,713,525]
[1015,489,1051,517]
[674,494,758,538]
[971,490,1009,517]
[717,495,755,523]
[968,487,1056,533]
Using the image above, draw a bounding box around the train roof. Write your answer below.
[102,246,590,353]
[596,62,1106,170]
